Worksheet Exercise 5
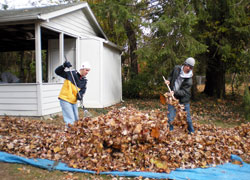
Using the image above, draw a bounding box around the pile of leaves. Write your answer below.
[0,107,249,173]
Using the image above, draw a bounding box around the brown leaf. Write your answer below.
[7,143,14,149]
[151,127,160,139]
[160,94,166,105]
[133,124,142,134]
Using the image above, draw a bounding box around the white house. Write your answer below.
[0,2,122,116]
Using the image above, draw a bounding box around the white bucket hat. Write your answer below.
[79,62,91,70]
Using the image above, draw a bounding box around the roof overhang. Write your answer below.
[104,41,123,53]
[0,2,108,40]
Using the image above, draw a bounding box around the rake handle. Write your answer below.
[64,55,84,107]
[162,76,175,99]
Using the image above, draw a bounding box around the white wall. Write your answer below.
[41,10,97,37]
[0,41,122,117]
[79,38,122,108]
[0,84,63,116]
[0,84,38,116]
[41,84,62,115]
[48,39,76,83]
[102,44,122,106]
[79,38,102,107]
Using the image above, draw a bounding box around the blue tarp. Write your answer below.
[0,151,249,180]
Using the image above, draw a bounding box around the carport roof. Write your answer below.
[0,3,80,22]
[0,2,123,52]
[0,2,107,40]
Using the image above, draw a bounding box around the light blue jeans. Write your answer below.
[167,103,194,133]
[59,99,78,125]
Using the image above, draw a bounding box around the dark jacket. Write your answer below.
[55,65,87,104]
[167,65,192,104]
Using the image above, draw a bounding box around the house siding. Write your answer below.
[41,84,62,116]
[0,84,63,116]
[0,84,38,116]
[79,38,102,108]
[0,3,122,117]
[41,10,97,37]
[102,44,122,107]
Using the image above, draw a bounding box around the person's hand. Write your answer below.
[63,61,72,68]
[165,80,170,85]
[170,91,174,97]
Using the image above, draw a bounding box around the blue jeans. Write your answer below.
[59,99,78,125]
[167,103,194,133]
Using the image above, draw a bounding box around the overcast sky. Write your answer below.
[0,0,61,9]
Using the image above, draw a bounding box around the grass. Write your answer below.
[0,162,113,180]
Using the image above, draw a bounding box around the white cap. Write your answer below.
[79,62,91,70]
[184,57,195,67]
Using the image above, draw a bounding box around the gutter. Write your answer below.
[103,40,123,53]
[0,15,39,23]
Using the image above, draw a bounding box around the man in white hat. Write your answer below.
[55,61,91,125]
[164,57,195,134]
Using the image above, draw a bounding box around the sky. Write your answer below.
[0,0,61,9]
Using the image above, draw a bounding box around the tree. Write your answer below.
[243,86,250,121]
[192,0,250,98]
[137,0,206,90]
[87,0,148,79]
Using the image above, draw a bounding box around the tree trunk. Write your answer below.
[204,54,226,98]
[123,20,138,78]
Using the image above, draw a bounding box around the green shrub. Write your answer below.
[243,86,250,121]
[122,74,149,98]
[122,71,170,98]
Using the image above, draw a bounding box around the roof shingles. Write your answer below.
[0,2,85,22]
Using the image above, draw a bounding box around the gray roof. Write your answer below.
[0,2,122,52]
[0,2,108,40]
[0,2,85,22]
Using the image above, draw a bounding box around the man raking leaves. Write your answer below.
[55,59,91,125]
[163,57,195,134]
[162,76,188,131]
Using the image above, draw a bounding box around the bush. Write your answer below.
[123,78,141,98]
[122,74,150,98]
[122,72,165,98]
[243,86,250,121]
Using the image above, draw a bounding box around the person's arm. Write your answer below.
[55,65,67,79]
[55,61,72,79]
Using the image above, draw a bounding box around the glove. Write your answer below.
[63,61,72,68]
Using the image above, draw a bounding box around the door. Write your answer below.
[48,39,76,83]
